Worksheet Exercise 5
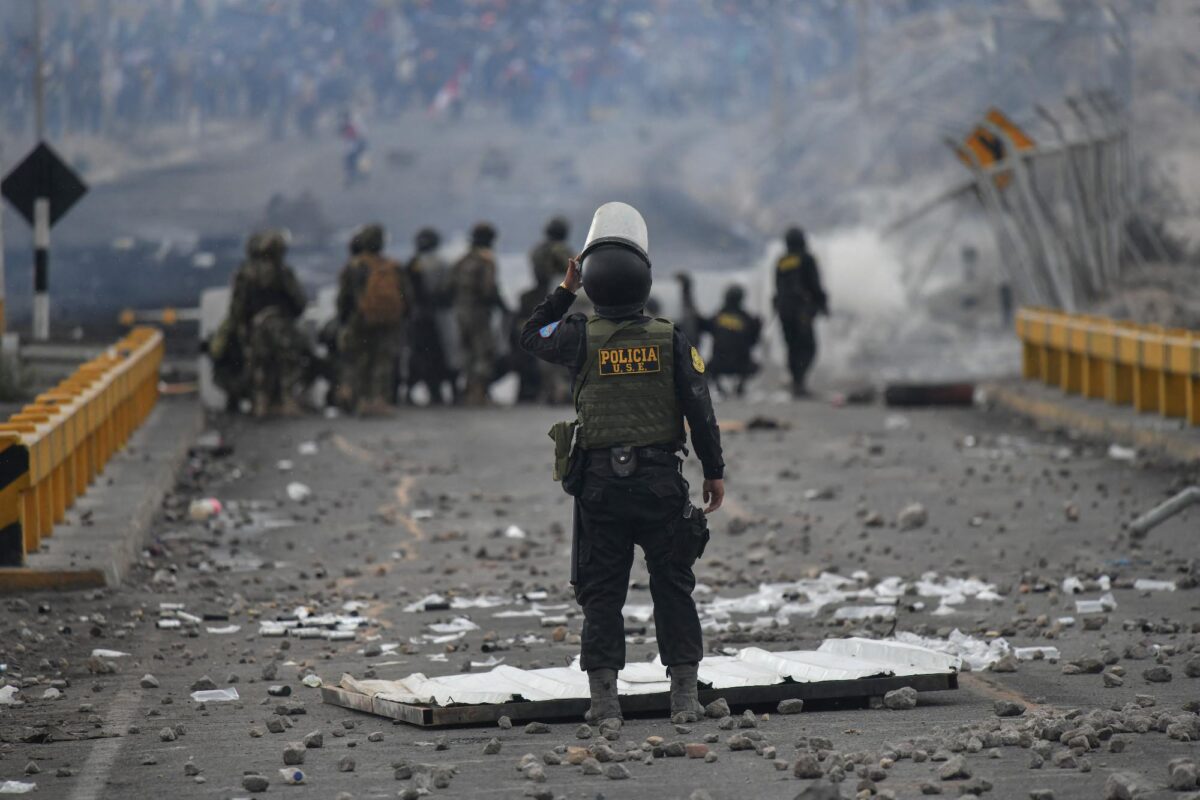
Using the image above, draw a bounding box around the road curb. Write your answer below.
[986,381,1200,465]
[0,398,203,592]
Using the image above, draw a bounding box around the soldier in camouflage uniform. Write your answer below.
[229,230,308,417]
[529,216,572,288]
[528,216,574,403]
[451,222,507,406]
[336,223,411,415]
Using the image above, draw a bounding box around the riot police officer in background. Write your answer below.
[697,284,762,397]
[520,202,725,726]
[775,226,828,397]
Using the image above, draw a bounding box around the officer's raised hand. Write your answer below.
[703,478,724,513]
[561,256,583,293]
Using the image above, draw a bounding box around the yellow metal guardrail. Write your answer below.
[1016,307,1200,426]
[0,327,164,566]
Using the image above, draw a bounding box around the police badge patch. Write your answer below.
[690,346,706,374]
[539,320,561,338]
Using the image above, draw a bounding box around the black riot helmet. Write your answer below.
[471,221,497,248]
[580,202,652,319]
[723,284,745,310]
[544,215,569,242]
[785,226,807,254]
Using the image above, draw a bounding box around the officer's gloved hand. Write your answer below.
[703,479,724,514]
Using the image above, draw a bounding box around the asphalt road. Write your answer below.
[2,396,1198,799]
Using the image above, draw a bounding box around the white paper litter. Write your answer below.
[277,459,294,472]
[1108,443,1137,461]
[426,617,479,634]
[0,686,20,705]
[504,525,527,539]
[206,625,241,635]
[90,649,130,658]
[833,605,896,621]
[0,781,36,794]
[403,593,509,612]
[297,441,319,456]
[411,509,434,520]
[1133,579,1176,592]
[156,619,181,629]
[189,687,239,703]
[1075,593,1117,614]
[286,482,311,502]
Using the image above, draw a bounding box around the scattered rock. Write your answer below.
[705,697,730,719]
[884,686,918,710]
[524,721,550,735]
[303,730,323,748]
[794,752,823,779]
[1103,671,1124,688]
[685,743,709,759]
[1104,772,1150,799]
[777,698,804,715]
[994,700,1026,717]
[898,502,928,530]
[158,727,177,742]
[283,742,306,765]
[242,774,269,793]
[794,779,843,800]
[575,724,592,739]
[140,674,159,689]
[483,738,502,755]
[1142,666,1172,683]
[190,676,217,692]
[337,756,355,773]
[498,716,513,730]
[605,763,631,780]
[1184,655,1200,678]
[940,756,971,780]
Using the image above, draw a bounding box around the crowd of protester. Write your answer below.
[1,0,865,141]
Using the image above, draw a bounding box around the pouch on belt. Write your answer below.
[673,501,710,565]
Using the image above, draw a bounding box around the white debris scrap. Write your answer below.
[0,781,37,794]
[403,593,510,612]
[90,649,130,658]
[206,625,241,635]
[0,686,21,705]
[1014,646,1060,661]
[1075,593,1118,614]
[892,629,1012,672]
[504,525,527,539]
[297,441,319,455]
[286,482,311,502]
[913,573,1002,604]
[190,687,239,703]
[1133,579,1176,592]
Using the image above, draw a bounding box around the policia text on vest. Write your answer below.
[598,345,660,375]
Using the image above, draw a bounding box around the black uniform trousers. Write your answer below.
[779,306,817,390]
[574,452,703,672]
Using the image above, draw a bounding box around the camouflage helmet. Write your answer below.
[259,228,291,260]
[245,231,267,257]
[356,223,385,254]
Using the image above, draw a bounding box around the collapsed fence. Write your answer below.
[0,327,163,566]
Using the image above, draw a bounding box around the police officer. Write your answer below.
[775,227,828,397]
[699,284,762,397]
[520,202,725,726]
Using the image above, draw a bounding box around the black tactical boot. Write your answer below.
[669,663,704,724]
[585,668,622,724]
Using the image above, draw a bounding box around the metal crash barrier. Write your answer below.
[0,327,164,566]
[1016,308,1200,427]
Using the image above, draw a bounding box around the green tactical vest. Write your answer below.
[576,316,682,450]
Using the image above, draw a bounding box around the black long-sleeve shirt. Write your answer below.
[520,287,725,480]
